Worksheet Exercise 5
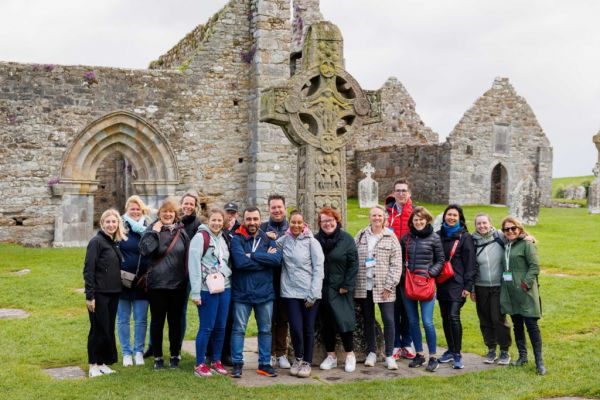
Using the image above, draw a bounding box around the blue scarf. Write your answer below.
[122,214,146,235]
[442,222,461,237]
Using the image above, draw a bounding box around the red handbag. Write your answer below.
[436,238,459,284]
[404,237,436,301]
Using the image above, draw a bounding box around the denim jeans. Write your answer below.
[117,297,149,356]
[394,283,413,348]
[195,289,231,365]
[231,301,273,366]
[401,289,436,355]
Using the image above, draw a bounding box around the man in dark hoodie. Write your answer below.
[385,179,415,360]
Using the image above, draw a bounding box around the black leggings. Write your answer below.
[148,288,187,358]
[439,300,465,354]
[511,314,542,361]
[359,291,395,357]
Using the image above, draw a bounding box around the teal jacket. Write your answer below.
[500,237,541,318]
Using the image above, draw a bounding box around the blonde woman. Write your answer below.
[83,208,127,377]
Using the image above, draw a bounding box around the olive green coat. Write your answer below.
[500,237,542,318]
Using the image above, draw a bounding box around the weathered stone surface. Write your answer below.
[509,175,541,225]
[574,186,586,200]
[358,163,378,208]
[0,308,30,319]
[589,132,600,214]
[43,366,86,380]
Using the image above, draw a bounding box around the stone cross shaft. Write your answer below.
[260,21,381,229]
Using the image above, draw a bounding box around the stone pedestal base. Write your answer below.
[588,178,600,214]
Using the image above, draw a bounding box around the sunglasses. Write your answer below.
[502,226,519,233]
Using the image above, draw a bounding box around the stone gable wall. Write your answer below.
[446,77,553,206]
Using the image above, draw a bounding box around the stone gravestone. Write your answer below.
[260,21,381,229]
[564,185,576,200]
[509,175,541,225]
[358,162,378,208]
[574,186,586,200]
[589,131,600,214]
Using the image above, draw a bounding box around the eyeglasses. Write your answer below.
[394,189,408,193]
[320,219,336,224]
[502,226,519,233]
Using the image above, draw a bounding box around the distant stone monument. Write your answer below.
[564,185,576,200]
[358,163,378,208]
[509,175,541,225]
[589,131,600,214]
[261,21,381,228]
[574,186,586,200]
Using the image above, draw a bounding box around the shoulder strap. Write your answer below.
[448,236,460,261]
[493,231,506,249]
[201,230,210,257]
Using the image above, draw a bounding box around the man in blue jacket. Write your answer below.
[230,206,282,378]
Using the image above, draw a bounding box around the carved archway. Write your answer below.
[53,111,179,247]
[490,163,508,205]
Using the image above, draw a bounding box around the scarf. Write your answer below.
[410,224,433,238]
[316,224,341,254]
[122,214,146,235]
[442,222,461,237]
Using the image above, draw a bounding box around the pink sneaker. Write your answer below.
[194,363,212,377]
[401,347,416,359]
[392,348,402,360]
[211,361,229,375]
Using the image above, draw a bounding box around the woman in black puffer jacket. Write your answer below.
[140,197,189,370]
[400,206,444,372]
[436,204,476,369]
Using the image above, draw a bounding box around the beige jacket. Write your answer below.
[354,227,402,303]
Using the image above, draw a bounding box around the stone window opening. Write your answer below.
[493,123,510,155]
[290,52,302,76]
[238,157,244,163]
[12,217,24,226]
[466,145,473,155]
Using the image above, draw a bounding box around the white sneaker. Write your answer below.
[344,353,356,372]
[385,356,399,370]
[297,361,312,378]
[98,364,116,374]
[134,352,145,366]
[364,352,377,367]
[319,355,338,370]
[277,355,291,369]
[123,355,133,367]
[88,365,103,378]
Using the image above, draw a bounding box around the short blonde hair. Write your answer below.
[207,208,226,222]
[125,195,149,216]
[474,212,492,225]
[100,208,127,242]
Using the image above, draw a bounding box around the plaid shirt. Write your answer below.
[354,227,402,303]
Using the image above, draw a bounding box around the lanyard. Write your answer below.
[251,236,262,253]
[504,242,512,272]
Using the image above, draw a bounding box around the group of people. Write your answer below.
[83,180,546,381]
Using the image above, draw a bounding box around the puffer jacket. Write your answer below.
[354,226,402,303]
[230,226,282,304]
[400,226,444,278]
[436,226,476,301]
[83,230,123,300]
[139,221,189,290]
[385,195,412,242]
[188,225,232,301]
[472,228,505,287]
[278,225,325,302]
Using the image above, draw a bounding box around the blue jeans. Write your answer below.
[401,289,437,355]
[231,301,273,366]
[117,297,149,355]
[195,289,231,365]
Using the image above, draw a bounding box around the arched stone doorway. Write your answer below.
[490,163,508,205]
[52,111,179,247]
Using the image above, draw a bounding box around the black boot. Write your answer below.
[531,328,546,375]
[512,336,528,366]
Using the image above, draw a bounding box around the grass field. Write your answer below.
[1,196,599,399]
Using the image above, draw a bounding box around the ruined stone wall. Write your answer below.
[354,143,450,204]
[0,0,256,246]
[447,77,553,206]
[347,77,438,196]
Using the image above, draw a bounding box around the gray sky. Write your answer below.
[2,0,599,177]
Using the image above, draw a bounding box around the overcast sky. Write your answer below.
[2,0,599,177]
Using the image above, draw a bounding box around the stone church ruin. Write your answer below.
[0,0,552,247]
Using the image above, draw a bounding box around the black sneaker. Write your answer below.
[143,345,153,359]
[408,354,426,368]
[231,363,243,378]
[257,364,278,377]
[483,349,497,364]
[425,357,439,372]
[497,350,511,365]
[512,356,528,366]
[153,358,164,370]
[169,356,180,369]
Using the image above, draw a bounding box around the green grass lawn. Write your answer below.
[1,198,599,399]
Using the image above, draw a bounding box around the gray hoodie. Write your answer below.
[472,228,505,287]
[188,224,232,301]
[277,226,325,303]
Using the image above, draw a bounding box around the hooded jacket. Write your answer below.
[277,225,325,302]
[385,194,413,241]
[188,224,232,301]
[230,226,282,304]
[83,230,123,300]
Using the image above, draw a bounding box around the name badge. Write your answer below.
[387,227,395,233]
[502,272,513,282]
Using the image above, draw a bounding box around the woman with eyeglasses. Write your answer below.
[315,207,359,373]
[500,217,545,375]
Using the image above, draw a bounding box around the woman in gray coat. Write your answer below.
[278,210,324,378]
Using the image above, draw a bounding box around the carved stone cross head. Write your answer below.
[361,162,375,178]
